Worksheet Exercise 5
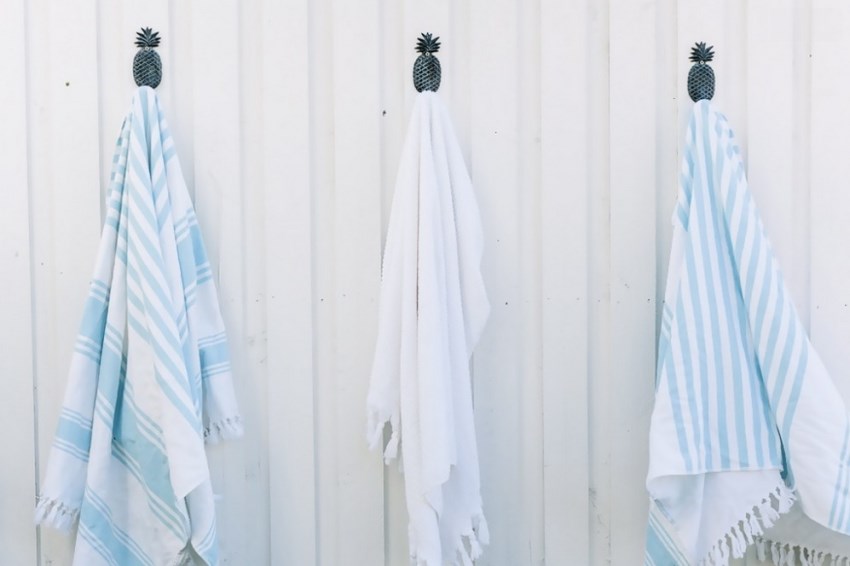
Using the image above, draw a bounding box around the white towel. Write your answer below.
[367,91,490,566]
[646,100,850,565]
[35,86,242,566]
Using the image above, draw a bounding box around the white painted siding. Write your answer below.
[0,0,837,564]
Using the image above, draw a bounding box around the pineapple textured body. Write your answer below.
[686,41,715,102]
[413,55,441,93]
[412,33,442,92]
[133,50,162,89]
[133,27,162,89]
[687,65,714,102]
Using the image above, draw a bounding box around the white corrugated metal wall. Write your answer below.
[0,0,845,564]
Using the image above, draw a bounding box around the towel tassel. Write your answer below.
[34,496,79,532]
[204,415,244,444]
[771,543,779,565]
[759,544,850,566]
[699,483,796,566]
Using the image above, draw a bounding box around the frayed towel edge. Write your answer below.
[367,409,400,464]
[411,511,490,566]
[204,415,243,444]
[34,496,79,532]
[758,539,849,566]
[695,483,850,566]
[698,482,795,566]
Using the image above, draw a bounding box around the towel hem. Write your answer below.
[410,511,490,566]
[34,496,79,532]
[699,482,795,566]
[367,408,400,463]
[756,539,850,566]
[204,415,243,444]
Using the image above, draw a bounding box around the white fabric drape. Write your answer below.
[367,91,490,566]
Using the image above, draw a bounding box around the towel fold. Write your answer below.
[646,100,850,565]
[35,86,242,566]
[367,91,490,566]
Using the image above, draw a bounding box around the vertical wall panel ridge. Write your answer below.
[518,0,544,562]
[330,0,385,563]
[469,0,523,562]
[263,0,318,563]
[588,0,614,562]
[0,0,38,562]
[608,0,657,561]
[540,0,592,561]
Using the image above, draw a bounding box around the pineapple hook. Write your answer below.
[133,27,162,89]
[413,33,441,92]
[687,42,715,102]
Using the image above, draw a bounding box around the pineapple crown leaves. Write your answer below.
[689,41,714,64]
[415,33,441,56]
[135,27,161,50]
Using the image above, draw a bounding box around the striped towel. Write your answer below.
[367,91,490,566]
[646,99,850,565]
[35,86,242,566]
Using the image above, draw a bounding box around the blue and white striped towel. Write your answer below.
[646,99,850,565]
[35,86,242,566]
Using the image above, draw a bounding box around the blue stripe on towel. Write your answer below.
[38,86,237,566]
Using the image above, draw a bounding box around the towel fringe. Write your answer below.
[758,536,850,566]
[452,512,489,566]
[699,484,794,566]
[204,415,244,444]
[34,496,79,532]
[409,512,489,566]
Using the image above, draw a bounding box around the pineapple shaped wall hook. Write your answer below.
[413,33,441,92]
[133,27,162,89]
[687,42,715,102]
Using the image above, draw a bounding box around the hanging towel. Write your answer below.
[35,86,242,566]
[367,91,490,566]
[646,99,850,565]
